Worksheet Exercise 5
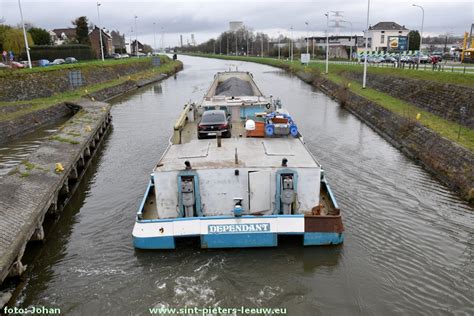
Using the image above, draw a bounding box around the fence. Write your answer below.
[310,59,474,74]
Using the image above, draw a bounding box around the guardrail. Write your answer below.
[310,60,474,74]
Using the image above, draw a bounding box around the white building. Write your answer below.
[229,21,243,32]
[368,22,409,52]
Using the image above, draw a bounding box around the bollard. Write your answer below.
[217,131,222,147]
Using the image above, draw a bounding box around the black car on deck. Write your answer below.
[197,110,231,139]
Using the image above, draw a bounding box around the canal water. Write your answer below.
[14,56,473,315]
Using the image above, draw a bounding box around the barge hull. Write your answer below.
[132,215,344,249]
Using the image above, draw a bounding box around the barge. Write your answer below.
[132,71,344,249]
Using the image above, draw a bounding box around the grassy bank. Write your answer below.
[188,53,473,151]
[0,56,155,77]
[0,57,182,122]
[190,54,474,87]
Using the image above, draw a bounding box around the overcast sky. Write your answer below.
[1,0,472,47]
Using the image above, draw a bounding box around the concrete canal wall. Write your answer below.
[0,103,75,144]
[0,59,152,102]
[343,72,474,129]
[295,71,474,202]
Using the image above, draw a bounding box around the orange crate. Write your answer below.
[271,117,288,124]
[246,121,265,137]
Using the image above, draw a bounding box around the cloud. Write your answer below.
[1,0,472,47]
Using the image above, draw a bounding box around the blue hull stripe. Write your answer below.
[304,232,344,246]
[134,236,175,249]
[201,233,277,248]
[133,233,344,249]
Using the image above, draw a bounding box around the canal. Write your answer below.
[13,56,474,315]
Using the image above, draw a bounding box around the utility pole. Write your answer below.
[412,4,424,66]
[267,38,269,57]
[18,0,32,68]
[290,26,294,61]
[261,34,263,57]
[278,31,281,59]
[97,2,104,61]
[161,26,164,52]
[134,15,138,58]
[363,0,371,88]
[305,22,309,54]
[246,34,249,56]
[325,13,329,74]
[153,22,156,53]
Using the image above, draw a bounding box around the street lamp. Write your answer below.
[246,33,249,56]
[277,31,281,59]
[362,0,371,88]
[305,22,309,54]
[97,2,104,61]
[226,32,229,55]
[161,26,164,53]
[412,4,424,66]
[325,13,329,74]
[18,0,31,68]
[153,22,156,53]
[134,15,138,58]
[341,20,353,61]
[290,26,293,62]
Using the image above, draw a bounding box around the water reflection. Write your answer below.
[152,84,162,94]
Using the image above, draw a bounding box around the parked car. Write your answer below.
[65,57,78,64]
[10,61,25,69]
[383,56,397,63]
[105,53,121,59]
[0,62,11,69]
[400,56,414,63]
[38,59,50,67]
[431,52,443,61]
[197,110,232,139]
[50,59,65,65]
[429,55,441,63]
[430,54,442,62]
[120,54,130,58]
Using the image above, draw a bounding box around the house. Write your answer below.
[367,22,409,52]
[89,26,113,58]
[128,40,144,55]
[306,35,365,58]
[110,30,126,54]
[50,28,76,45]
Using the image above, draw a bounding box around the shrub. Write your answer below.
[22,44,95,61]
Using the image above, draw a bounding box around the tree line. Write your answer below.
[0,16,131,59]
